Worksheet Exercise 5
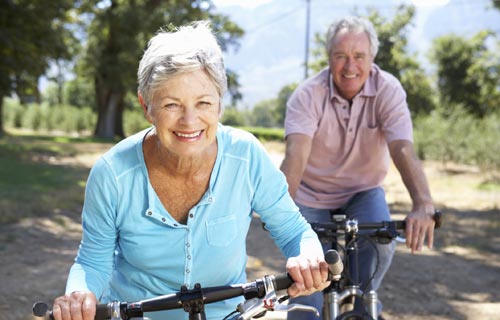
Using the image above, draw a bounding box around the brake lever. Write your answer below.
[235,274,319,320]
[273,303,320,316]
[395,236,406,243]
[236,297,319,320]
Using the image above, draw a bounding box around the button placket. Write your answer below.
[184,231,193,285]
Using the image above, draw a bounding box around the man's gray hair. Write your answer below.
[137,21,227,112]
[325,16,380,58]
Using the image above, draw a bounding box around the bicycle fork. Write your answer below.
[324,224,377,319]
[322,288,378,320]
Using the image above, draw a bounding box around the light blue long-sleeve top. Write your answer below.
[65,124,321,319]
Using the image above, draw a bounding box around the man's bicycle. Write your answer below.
[32,250,342,320]
[311,210,443,320]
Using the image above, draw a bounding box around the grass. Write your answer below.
[0,132,112,224]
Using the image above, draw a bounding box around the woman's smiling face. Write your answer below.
[328,30,374,101]
[146,69,220,158]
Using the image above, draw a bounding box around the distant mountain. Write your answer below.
[216,0,500,108]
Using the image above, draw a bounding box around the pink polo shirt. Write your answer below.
[285,64,413,209]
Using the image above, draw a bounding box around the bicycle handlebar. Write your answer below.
[33,273,294,319]
[33,248,345,320]
[311,210,442,235]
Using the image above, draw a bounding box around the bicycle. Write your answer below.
[32,249,343,320]
[310,210,443,320]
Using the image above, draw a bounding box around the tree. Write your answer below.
[220,107,247,126]
[77,0,243,138]
[0,0,77,135]
[368,6,436,116]
[63,77,95,108]
[430,31,500,117]
[226,69,243,108]
[252,100,277,128]
[273,83,297,127]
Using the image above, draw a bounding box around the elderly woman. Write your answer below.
[51,21,329,320]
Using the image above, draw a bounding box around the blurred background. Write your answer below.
[0,1,499,319]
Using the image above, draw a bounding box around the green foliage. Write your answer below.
[369,6,437,117]
[3,100,96,134]
[4,99,154,137]
[238,127,284,142]
[430,31,500,117]
[63,77,96,109]
[273,83,298,126]
[252,100,278,128]
[221,107,249,127]
[309,32,329,74]
[414,106,500,172]
[369,5,415,75]
[226,70,243,107]
[123,108,150,136]
[0,0,80,134]
[0,0,78,99]
[494,0,500,10]
[243,83,298,128]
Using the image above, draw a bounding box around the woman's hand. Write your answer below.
[285,255,330,297]
[52,291,97,320]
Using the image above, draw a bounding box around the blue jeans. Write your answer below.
[287,187,396,319]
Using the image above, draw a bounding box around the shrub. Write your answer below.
[124,108,150,136]
[414,105,500,172]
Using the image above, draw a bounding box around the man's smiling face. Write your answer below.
[328,29,374,101]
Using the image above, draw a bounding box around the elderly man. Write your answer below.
[281,16,436,320]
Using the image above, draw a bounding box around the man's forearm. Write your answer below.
[280,134,313,200]
[390,140,433,211]
[280,157,303,199]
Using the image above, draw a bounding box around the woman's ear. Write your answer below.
[138,92,153,124]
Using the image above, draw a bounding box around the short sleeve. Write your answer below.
[284,77,329,138]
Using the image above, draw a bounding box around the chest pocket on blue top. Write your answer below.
[206,215,238,247]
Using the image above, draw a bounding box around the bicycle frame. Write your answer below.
[318,215,379,320]
[314,210,442,320]
[323,215,377,320]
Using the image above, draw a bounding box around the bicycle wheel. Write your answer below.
[336,310,373,320]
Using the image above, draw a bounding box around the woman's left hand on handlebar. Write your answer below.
[52,291,97,320]
[285,255,330,297]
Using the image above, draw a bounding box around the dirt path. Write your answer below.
[0,142,499,320]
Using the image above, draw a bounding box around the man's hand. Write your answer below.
[285,255,330,297]
[405,209,435,253]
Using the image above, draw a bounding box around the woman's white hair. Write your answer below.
[326,16,380,58]
[137,21,227,113]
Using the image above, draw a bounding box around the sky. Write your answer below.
[211,0,500,109]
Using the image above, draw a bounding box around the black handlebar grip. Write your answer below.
[33,302,49,318]
[434,210,442,229]
[32,301,110,320]
[273,273,294,291]
[95,303,110,320]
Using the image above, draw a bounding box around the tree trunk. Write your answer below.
[94,82,125,139]
[0,96,4,137]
